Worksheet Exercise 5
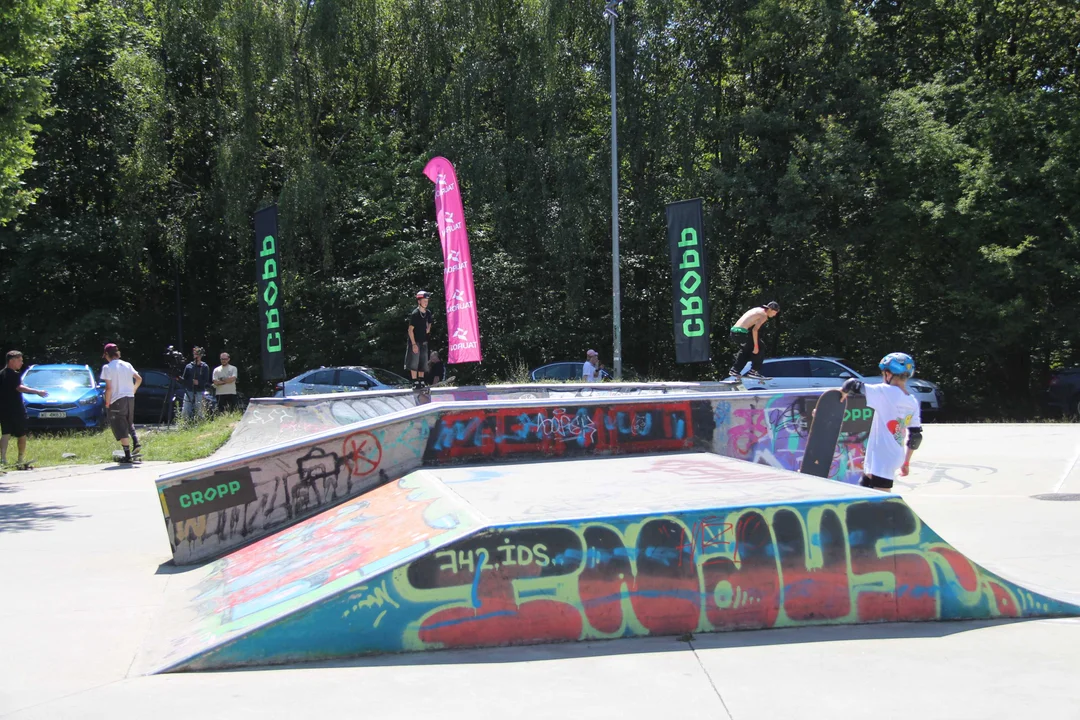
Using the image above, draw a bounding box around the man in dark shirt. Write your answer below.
[405,291,434,387]
[428,350,445,385]
[180,346,212,421]
[0,350,48,467]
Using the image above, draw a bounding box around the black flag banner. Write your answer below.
[666,199,710,364]
[254,205,286,380]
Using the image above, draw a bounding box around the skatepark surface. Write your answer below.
[2,423,1080,718]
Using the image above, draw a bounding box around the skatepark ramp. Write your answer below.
[150,453,1080,673]
[157,389,876,565]
[218,381,741,457]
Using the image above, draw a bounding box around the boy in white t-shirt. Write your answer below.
[840,352,923,491]
[101,343,142,463]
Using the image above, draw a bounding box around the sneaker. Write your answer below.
[745,369,767,380]
[727,368,742,378]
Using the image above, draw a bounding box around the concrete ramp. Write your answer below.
[152,453,1080,672]
[219,381,742,457]
[158,390,877,565]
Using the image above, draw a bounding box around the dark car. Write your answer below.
[134,369,184,423]
[530,362,640,382]
[274,366,412,396]
[21,364,105,429]
[1046,368,1080,418]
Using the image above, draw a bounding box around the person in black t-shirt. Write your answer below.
[405,290,434,387]
[428,350,445,385]
[0,350,48,467]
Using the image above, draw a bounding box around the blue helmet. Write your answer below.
[879,352,915,377]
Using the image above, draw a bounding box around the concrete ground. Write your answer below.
[1,424,1079,719]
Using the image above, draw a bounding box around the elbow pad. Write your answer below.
[841,378,864,396]
[907,427,923,450]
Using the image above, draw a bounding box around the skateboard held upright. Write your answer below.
[799,389,847,478]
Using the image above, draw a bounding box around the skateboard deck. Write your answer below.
[720,376,746,390]
[112,450,142,464]
[13,459,35,471]
[799,389,847,478]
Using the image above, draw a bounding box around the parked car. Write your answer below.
[21,364,105,429]
[530,362,641,382]
[274,366,412,396]
[741,356,944,416]
[1046,368,1080,418]
[134,369,184,423]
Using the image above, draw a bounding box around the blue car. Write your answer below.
[22,364,106,429]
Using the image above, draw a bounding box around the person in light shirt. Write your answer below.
[213,352,239,413]
[101,343,143,463]
[840,352,924,491]
[582,349,600,382]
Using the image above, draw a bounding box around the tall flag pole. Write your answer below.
[254,205,286,381]
[423,157,482,364]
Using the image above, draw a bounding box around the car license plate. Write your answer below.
[39,411,67,418]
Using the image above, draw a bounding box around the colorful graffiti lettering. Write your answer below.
[424,402,696,462]
[386,498,1036,651]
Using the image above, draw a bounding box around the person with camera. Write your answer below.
[213,352,239,413]
[180,346,211,421]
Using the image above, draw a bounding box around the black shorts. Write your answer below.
[0,410,28,438]
[404,342,429,373]
[860,474,894,490]
[108,396,135,441]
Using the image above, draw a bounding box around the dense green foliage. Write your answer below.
[1,0,1078,418]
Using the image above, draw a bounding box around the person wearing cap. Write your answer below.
[728,301,780,380]
[100,343,141,453]
[405,291,435,388]
[0,350,48,468]
[582,349,600,382]
[101,343,142,463]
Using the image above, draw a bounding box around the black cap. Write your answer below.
[766,301,780,312]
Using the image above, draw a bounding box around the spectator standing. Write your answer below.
[0,351,47,468]
[428,351,445,386]
[213,352,239,412]
[582,349,599,382]
[181,347,211,421]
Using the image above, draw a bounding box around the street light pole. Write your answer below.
[604,1,623,380]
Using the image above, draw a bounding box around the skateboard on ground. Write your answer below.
[799,389,847,478]
[112,449,142,465]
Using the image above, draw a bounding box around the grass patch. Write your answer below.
[18,411,241,467]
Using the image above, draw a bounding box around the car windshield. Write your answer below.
[24,368,93,390]
[366,368,411,387]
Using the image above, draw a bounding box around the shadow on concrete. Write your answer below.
[0,501,84,532]
[0,482,20,494]
[155,558,211,575]
[217,618,1036,674]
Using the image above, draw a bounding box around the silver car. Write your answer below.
[273,366,411,397]
[743,356,943,416]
